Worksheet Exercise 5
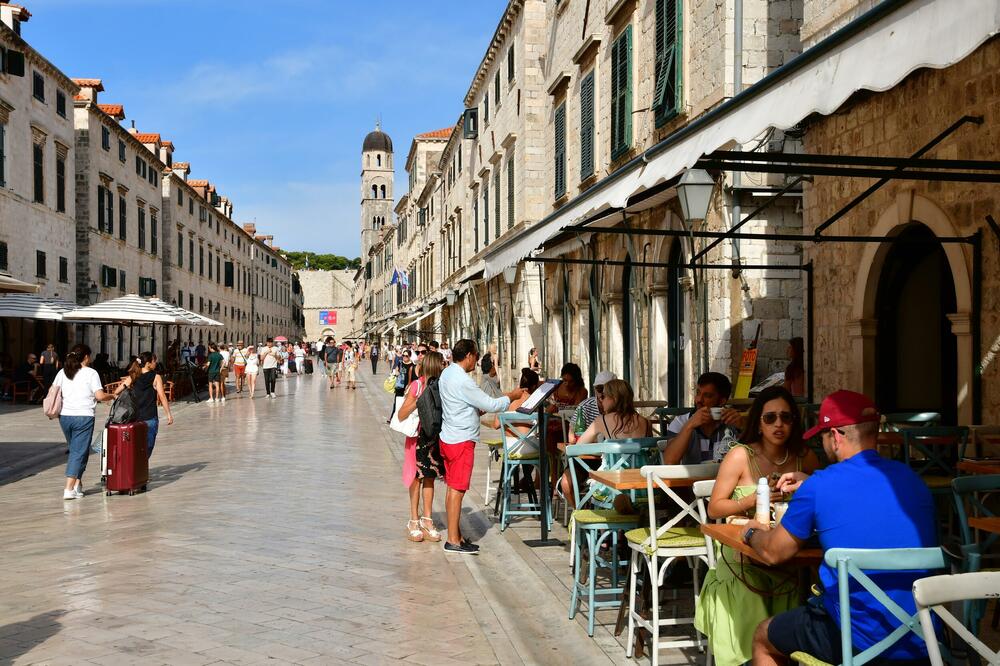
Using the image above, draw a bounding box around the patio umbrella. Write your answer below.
[274,335,288,342]
[0,274,39,294]
[0,293,79,320]
[61,294,192,325]
[150,299,223,327]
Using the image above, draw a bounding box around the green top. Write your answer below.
[207,352,223,374]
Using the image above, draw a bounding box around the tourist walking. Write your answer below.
[113,352,174,458]
[398,351,445,542]
[260,338,280,398]
[205,343,225,404]
[39,343,60,388]
[294,343,306,375]
[245,344,260,397]
[232,341,248,393]
[218,343,230,400]
[344,342,358,389]
[320,337,341,389]
[52,344,114,499]
[438,339,524,554]
[388,349,416,423]
[370,343,379,374]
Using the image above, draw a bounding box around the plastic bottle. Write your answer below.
[755,477,770,524]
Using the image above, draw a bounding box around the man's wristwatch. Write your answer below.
[742,527,758,546]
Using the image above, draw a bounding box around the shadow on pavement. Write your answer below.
[0,403,43,415]
[0,609,65,665]
[0,442,67,487]
[147,461,209,490]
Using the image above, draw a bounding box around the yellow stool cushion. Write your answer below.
[572,509,640,525]
[624,526,705,554]
[921,475,953,489]
[791,652,832,666]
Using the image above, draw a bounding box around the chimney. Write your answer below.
[243,223,256,235]
[72,78,104,104]
[0,3,30,34]
[159,140,174,167]
[171,161,190,181]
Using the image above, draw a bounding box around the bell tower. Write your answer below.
[360,121,394,259]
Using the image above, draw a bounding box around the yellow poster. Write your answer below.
[734,348,758,399]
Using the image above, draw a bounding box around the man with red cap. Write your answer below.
[742,390,937,665]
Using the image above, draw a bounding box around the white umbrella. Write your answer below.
[150,298,223,327]
[61,294,191,325]
[0,293,79,320]
[0,274,39,294]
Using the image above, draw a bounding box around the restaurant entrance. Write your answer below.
[874,224,957,423]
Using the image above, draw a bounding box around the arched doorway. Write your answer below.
[874,224,957,423]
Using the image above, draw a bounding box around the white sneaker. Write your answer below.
[74,488,84,498]
[221,397,226,403]
[63,489,78,500]
[207,398,214,404]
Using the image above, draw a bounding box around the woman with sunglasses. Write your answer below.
[695,386,819,666]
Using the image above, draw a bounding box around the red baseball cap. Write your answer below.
[803,390,881,440]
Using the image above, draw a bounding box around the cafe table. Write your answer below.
[701,523,823,566]
[957,459,1000,476]
[589,468,713,491]
[968,516,1000,535]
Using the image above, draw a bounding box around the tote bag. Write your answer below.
[389,396,420,438]
[42,384,62,420]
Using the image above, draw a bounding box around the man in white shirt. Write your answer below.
[660,372,743,463]
[218,344,231,399]
[438,339,524,554]
[260,339,280,398]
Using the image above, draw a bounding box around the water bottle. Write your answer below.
[755,477,770,524]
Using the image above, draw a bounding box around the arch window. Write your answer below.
[380,185,386,198]
[376,154,382,167]
[371,184,378,199]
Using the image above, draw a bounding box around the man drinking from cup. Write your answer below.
[661,372,743,464]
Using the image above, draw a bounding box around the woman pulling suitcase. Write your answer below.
[114,352,174,458]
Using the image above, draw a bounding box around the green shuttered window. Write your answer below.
[483,186,490,246]
[580,71,595,179]
[507,157,515,229]
[494,169,500,238]
[554,102,567,199]
[611,25,632,160]
[654,0,683,126]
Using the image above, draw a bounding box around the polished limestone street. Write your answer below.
[0,368,642,666]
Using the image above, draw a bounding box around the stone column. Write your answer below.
[947,312,973,425]
[605,294,624,379]
[847,318,877,397]
[651,283,670,401]
[575,299,591,382]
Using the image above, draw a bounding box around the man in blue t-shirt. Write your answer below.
[742,390,938,665]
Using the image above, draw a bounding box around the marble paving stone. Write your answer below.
[0,370,649,665]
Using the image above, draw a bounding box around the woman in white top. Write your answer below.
[53,344,114,500]
[244,344,260,398]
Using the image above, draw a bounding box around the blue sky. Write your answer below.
[27,0,504,258]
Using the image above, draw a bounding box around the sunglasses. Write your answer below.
[761,411,796,425]
[417,350,426,356]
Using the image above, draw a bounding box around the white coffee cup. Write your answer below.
[773,501,789,525]
[710,407,723,420]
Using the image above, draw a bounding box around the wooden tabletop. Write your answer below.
[958,460,1000,475]
[969,516,1000,535]
[588,468,712,491]
[701,523,823,566]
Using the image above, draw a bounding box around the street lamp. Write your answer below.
[445,288,457,306]
[676,168,715,223]
[87,281,99,305]
[502,265,517,285]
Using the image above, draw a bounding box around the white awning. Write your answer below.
[151,299,224,327]
[0,274,39,294]
[62,295,194,325]
[483,0,1000,279]
[402,304,443,331]
[0,294,79,320]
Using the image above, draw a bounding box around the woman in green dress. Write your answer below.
[694,386,819,666]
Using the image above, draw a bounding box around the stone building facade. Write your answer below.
[0,6,298,364]
[0,7,78,358]
[299,268,355,342]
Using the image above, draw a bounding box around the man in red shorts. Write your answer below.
[438,339,525,554]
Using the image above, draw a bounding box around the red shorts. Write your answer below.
[440,439,476,491]
[234,366,245,377]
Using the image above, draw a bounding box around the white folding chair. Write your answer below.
[625,463,719,666]
[914,570,1000,666]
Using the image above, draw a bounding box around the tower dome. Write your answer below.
[363,122,392,153]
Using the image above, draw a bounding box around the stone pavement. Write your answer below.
[0,366,667,665]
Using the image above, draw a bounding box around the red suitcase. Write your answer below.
[105,422,149,495]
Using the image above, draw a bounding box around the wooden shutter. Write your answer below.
[0,122,5,187]
[473,198,479,252]
[611,26,632,159]
[97,186,105,231]
[580,71,595,179]
[107,190,114,236]
[494,170,500,238]
[554,102,567,198]
[32,143,43,203]
[483,186,490,246]
[118,196,126,240]
[507,157,515,229]
[654,0,681,125]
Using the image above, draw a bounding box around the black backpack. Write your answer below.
[417,377,442,441]
[107,388,137,425]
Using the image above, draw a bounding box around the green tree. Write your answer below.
[284,251,361,271]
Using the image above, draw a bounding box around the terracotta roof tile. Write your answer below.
[1,4,31,20]
[161,140,174,150]
[97,104,125,120]
[416,127,453,140]
[134,132,161,144]
[172,162,190,169]
[72,78,104,91]
[188,179,210,187]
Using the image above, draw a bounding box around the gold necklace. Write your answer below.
[758,446,789,467]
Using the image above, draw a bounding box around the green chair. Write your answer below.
[951,474,1000,633]
[625,463,719,666]
[902,426,969,493]
[883,412,942,430]
[497,412,551,531]
[565,442,649,636]
[914,570,1000,666]
[652,407,693,436]
[791,547,946,666]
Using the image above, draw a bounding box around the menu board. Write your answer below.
[517,379,562,414]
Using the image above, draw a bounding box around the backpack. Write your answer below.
[107,388,137,425]
[416,377,442,441]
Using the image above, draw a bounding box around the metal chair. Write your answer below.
[951,474,1000,632]
[790,547,946,666]
[482,435,504,508]
[497,412,551,531]
[625,463,719,666]
[565,442,647,636]
[652,407,693,435]
[901,426,969,493]
[882,412,942,430]
[914,570,1000,666]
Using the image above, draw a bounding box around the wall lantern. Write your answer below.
[676,168,715,223]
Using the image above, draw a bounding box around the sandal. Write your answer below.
[407,520,424,542]
[419,516,441,542]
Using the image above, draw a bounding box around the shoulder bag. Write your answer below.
[42,384,62,420]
